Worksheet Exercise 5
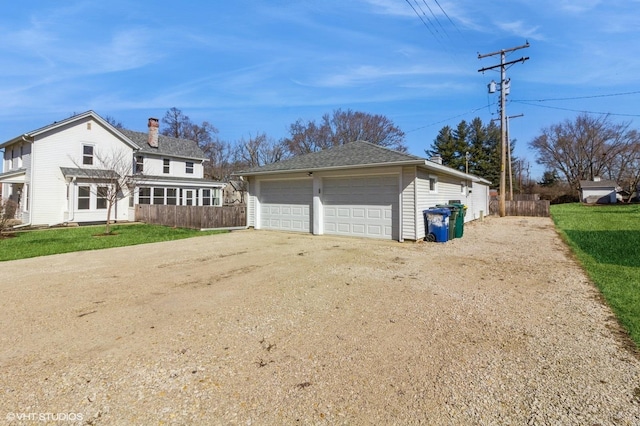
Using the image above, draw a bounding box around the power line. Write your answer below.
[511,100,640,117]
[512,90,640,103]
[406,103,496,133]
[420,0,449,39]
[432,0,462,34]
[404,0,438,39]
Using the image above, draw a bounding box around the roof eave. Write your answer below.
[0,134,34,149]
[0,111,141,151]
[235,159,425,177]
[420,161,491,183]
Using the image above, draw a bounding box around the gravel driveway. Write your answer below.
[1,217,639,425]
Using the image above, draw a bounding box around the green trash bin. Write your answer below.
[436,204,459,240]
[450,203,467,238]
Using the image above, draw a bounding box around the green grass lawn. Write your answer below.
[551,203,640,347]
[0,224,226,262]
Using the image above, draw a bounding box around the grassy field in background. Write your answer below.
[0,224,226,262]
[551,203,640,347]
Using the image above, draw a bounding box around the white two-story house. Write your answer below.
[0,110,225,227]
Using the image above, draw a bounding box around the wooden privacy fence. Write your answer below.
[489,197,550,217]
[135,205,246,229]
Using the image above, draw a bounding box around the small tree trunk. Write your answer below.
[105,202,113,234]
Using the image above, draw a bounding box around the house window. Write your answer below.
[167,188,177,205]
[185,161,194,174]
[78,186,91,209]
[138,187,151,204]
[97,186,108,209]
[83,145,94,165]
[429,176,438,192]
[135,155,144,174]
[202,188,220,206]
[163,159,170,174]
[153,188,165,205]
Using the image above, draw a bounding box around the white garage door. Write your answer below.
[260,179,313,232]
[323,175,398,240]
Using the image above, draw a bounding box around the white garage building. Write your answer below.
[238,141,490,242]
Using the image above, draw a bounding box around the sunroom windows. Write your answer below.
[136,187,221,206]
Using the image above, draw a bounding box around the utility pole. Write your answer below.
[506,113,523,200]
[478,42,529,217]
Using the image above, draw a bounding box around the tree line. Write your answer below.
[141,107,406,181]
[109,107,640,200]
[530,113,640,198]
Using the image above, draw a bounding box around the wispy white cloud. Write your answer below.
[495,20,544,41]
[556,0,601,13]
[306,64,464,88]
[359,0,416,17]
[95,28,165,73]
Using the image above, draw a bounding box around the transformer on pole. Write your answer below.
[478,42,530,217]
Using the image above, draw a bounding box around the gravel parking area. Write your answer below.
[1,216,639,425]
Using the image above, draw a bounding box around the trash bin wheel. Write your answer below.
[425,233,436,242]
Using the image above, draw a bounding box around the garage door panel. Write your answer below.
[323,176,398,240]
[367,225,383,236]
[260,180,312,233]
[367,208,382,219]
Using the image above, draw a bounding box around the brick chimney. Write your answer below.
[148,118,159,148]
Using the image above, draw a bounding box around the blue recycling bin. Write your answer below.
[423,208,451,243]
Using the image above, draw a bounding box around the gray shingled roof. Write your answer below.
[580,179,618,189]
[60,167,120,179]
[119,129,205,160]
[238,141,424,175]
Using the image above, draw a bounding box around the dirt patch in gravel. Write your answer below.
[1,217,639,425]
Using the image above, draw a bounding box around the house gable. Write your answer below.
[0,111,224,226]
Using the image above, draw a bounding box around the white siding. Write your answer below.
[468,181,490,220]
[415,170,473,239]
[31,117,134,225]
[247,179,256,227]
[581,188,616,203]
[138,155,204,179]
[416,170,431,239]
[401,166,416,241]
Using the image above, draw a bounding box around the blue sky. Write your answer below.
[1,0,639,179]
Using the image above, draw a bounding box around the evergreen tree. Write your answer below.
[426,122,468,172]
[538,170,559,187]
[429,117,514,188]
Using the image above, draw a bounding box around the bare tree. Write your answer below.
[104,115,124,129]
[611,138,640,201]
[72,149,139,234]
[284,108,407,155]
[529,114,639,193]
[235,133,289,168]
[203,139,237,181]
[160,107,233,180]
[161,107,193,139]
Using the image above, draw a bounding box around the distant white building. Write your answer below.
[0,111,225,226]
[579,177,618,204]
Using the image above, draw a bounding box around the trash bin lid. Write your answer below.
[436,204,459,211]
[424,207,451,217]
